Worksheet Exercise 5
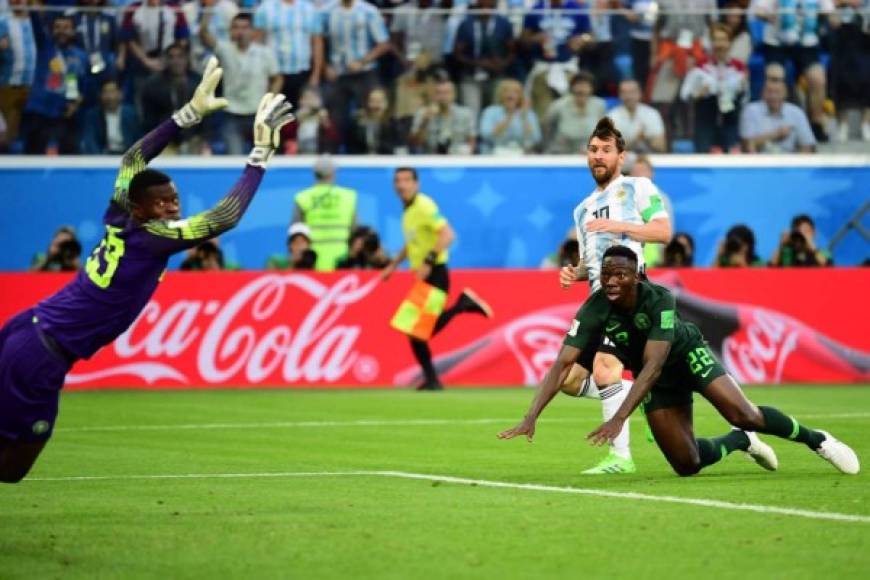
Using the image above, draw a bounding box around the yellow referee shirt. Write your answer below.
[402,193,449,269]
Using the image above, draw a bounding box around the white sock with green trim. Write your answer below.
[600,380,632,460]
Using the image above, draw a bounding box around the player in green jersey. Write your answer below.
[499,246,860,476]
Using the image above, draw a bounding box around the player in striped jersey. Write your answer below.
[557,117,672,474]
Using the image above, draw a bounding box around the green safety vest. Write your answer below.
[295,183,357,271]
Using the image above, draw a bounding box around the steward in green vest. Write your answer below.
[292,156,358,271]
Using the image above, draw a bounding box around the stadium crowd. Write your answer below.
[1,0,868,155]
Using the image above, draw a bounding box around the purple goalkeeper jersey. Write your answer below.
[33,119,265,360]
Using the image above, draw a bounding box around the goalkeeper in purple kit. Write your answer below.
[0,57,295,483]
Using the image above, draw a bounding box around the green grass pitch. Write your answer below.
[1,385,868,579]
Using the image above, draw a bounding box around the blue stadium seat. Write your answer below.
[671,139,695,154]
[604,96,621,110]
[749,52,767,100]
[614,53,634,81]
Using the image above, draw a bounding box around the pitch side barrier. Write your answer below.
[0,269,867,388]
[1,154,868,271]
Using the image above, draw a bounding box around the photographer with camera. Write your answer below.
[336,225,390,270]
[770,214,832,267]
[180,240,225,271]
[266,223,318,271]
[714,224,764,267]
[663,232,695,267]
[30,226,82,273]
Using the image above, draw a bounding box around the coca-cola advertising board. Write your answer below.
[0,269,867,389]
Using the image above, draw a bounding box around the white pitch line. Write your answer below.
[54,417,580,433]
[24,470,870,524]
[54,412,870,433]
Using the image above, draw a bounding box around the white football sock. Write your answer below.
[599,380,632,460]
[577,375,600,399]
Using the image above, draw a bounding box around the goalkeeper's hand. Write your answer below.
[172,56,229,128]
[248,93,295,168]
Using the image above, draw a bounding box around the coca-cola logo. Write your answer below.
[504,310,576,385]
[67,274,380,385]
[722,309,798,384]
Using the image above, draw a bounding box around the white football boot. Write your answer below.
[815,430,860,475]
[743,431,778,471]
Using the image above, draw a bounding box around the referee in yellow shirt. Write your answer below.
[381,167,493,390]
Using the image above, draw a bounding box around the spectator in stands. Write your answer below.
[680,23,747,153]
[80,77,141,154]
[201,12,281,155]
[409,77,476,154]
[770,214,832,266]
[30,225,82,272]
[284,85,340,154]
[579,0,620,96]
[120,0,190,107]
[649,0,715,84]
[390,0,447,74]
[139,42,203,153]
[479,78,541,154]
[663,231,695,267]
[720,0,752,64]
[750,0,835,141]
[739,63,816,152]
[22,12,88,154]
[608,78,667,151]
[266,223,318,271]
[182,0,238,73]
[69,0,122,108]
[521,0,593,123]
[0,0,37,149]
[321,0,391,142]
[544,71,606,153]
[452,0,515,118]
[714,223,764,267]
[336,225,390,269]
[291,155,359,271]
[253,0,323,107]
[347,86,402,154]
[624,0,658,89]
[829,0,870,142]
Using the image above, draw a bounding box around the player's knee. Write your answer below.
[672,458,702,477]
[591,358,620,386]
[725,405,764,431]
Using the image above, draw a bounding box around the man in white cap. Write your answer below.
[266,222,317,270]
[290,155,358,271]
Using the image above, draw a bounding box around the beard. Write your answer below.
[590,163,616,185]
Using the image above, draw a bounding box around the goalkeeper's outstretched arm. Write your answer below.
[141,93,296,255]
[113,57,230,212]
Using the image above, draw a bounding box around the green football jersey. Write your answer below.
[564,280,703,373]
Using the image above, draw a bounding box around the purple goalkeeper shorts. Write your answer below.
[0,309,73,442]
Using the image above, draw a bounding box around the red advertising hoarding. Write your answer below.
[0,269,867,389]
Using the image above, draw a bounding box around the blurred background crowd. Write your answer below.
[1,0,868,156]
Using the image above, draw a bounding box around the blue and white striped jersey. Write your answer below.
[321,0,388,74]
[0,13,36,86]
[573,175,669,291]
[254,0,323,75]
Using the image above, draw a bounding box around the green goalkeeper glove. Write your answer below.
[248,93,295,168]
[172,56,230,128]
